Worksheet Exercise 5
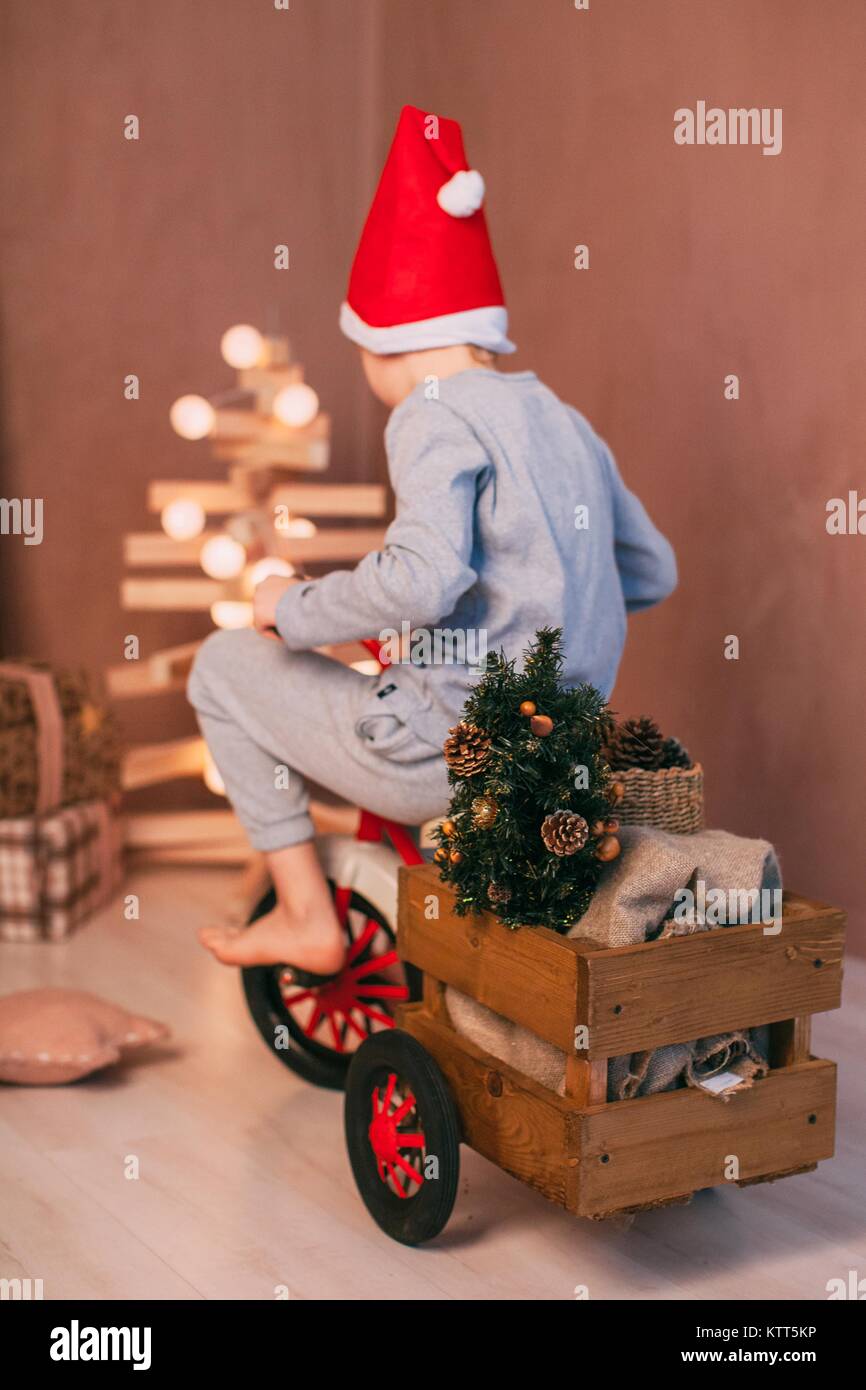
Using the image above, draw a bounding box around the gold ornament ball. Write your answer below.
[604,817,620,833]
[607,780,626,804]
[596,834,621,862]
[471,795,499,829]
[434,847,449,864]
[441,819,456,838]
[530,713,554,737]
[519,700,537,717]
[591,820,606,837]
[449,849,463,865]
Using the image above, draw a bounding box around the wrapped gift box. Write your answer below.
[0,661,121,819]
[0,800,122,942]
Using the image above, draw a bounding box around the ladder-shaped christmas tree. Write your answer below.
[109,326,386,863]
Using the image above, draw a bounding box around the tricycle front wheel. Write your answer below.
[345,1030,460,1245]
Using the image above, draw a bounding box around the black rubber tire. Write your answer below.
[344,1030,460,1245]
[241,884,421,1091]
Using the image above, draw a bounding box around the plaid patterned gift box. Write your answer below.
[0,800,122,942]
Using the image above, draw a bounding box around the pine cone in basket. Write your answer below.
[541,809,589,856]
[661,736,693,770]
[443,722,492,777]
[608,716,665,771]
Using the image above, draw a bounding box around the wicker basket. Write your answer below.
[615,762,704,835]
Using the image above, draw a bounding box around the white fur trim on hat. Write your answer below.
[436,169,485,218]
[340,302,516,355]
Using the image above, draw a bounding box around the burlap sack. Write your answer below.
[445,826,779,1101]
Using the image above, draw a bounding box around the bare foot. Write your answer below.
[198,901,346,973]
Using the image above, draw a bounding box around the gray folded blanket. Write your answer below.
[445,826,780,1102]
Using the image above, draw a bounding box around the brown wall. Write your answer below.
[2,2,864,945]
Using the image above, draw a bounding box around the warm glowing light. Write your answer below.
[202,748,226,796]
[275,514,317,539]
[169,394,215,440]
[210,600,253,630]
[220,324,265,370]
[350,659,383,675]
[160,498,206,541]
[200,534,246,580]
[248,556,295,587]
[273,382,319,428]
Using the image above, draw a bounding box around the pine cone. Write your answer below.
[443,722,492,777]
[609,716,665,771]
[541,810,589,856]
[661,736,693,770]
[487,882,512,908]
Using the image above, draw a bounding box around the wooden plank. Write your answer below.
[122,737,206,790]
[768,1016,813,1067]
[121,577,225,610]
[564,1056,608,1107]
[273,527,386,564]
[147,481,253,514]
[579,902,845,1057]
[128,843,252,866]
[573,1059,836,1218]
[223,441,329,472]
[267,483,387,519]
[397,864,581,1052]
[123,810,242,849]
[398,1003,577,1211]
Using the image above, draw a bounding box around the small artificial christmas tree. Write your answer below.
[433,628,621,932]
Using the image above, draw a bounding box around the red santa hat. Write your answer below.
[340,104,515,356]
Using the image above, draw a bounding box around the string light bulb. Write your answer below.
[202,748,226,796]
[200,534,246,580]
[169,394,215,440]
[210,600,253,630]
[220,324,264,370]
[160,498,206,541]
[273,382,319,428]
[248,556,295,588]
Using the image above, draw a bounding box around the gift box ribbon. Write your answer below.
[0,662,64,814]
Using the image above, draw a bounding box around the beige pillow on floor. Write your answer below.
[0,989,169,1085]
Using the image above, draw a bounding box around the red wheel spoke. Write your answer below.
[303,1003,324,1038]
[396,1133,425,1150]
[381,1072,397,1112]
[350,950,399,981]
[328,1012,344,1053]
[385,1162,409,1199]
[355,1002,395,1028]
[345,919,379,964]
[342,1010,368,1043]
[354,982,409,1000]
[391,1093,416,1123]
[281,988,313,1007]
[393,1153,424,1185]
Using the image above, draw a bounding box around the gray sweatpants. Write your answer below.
[187,628,450,851]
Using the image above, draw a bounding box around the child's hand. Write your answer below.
[252,575,300,640]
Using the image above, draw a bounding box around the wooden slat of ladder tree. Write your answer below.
[122,737,207,790]
[106,640,202,697]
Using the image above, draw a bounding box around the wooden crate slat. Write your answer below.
[147,481,254,514]
[573,1059,836,1217]
[398,1003,577,1211]
[579,903,845,1057]
[273,526,386,564]
[397,864,581,1052]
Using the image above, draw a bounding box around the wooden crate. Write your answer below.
[395,863,845,1219]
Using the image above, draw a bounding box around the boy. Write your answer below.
[189,105,676,976]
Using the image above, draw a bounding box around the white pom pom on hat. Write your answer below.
[436,168,486,218]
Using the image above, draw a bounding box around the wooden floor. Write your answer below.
[2,865,864,1302]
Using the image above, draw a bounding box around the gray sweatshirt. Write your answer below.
[275,368,677,749]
